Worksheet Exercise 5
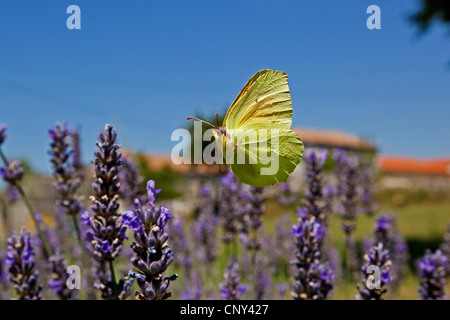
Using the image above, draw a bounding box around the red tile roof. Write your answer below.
[377,156,450,177]
[293,128,375,151]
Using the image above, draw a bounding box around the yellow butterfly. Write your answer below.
[188,69,303,187]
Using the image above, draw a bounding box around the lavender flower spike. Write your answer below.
[356,243,393,300]
[220,257,246,300]
[192,185,218,266]
[0,254,10,300]
[83,124,131,299]
[124,180,178,300]
[119,156,144,208]
[48,254,75,300]
[333,150,361,277]
[0,160,24,186]
[5,229,42,300]
[48,123,83,217]
[278,182,298,206]
[418,249,447,300]
[357,163,379,216]
[291,208,334,300]
[303,150,328,225]
[338,154,361,234]
[219,170,242,245]
[240,186,265,252]
[71,126,83,171]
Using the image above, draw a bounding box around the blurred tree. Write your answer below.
[411,0,450,32]
[185,111,225,164]
[135,153,182,200]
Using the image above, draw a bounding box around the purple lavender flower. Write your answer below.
[0,252,10,300]
[48,123,83,218]
[357,163,379,216]
[291,208,334,300]
[278,182,298,206]
[440,224,450,274]
[374,216,391,245]
[0,160,24,186]
[124,180,177,300]
[303,150,329,225]
[323,185,335,214]
[32,212,75,300]
[333,150,361,277]
[332,148,349,198]
[182,271,203,300]
[326,247,343,282]
[277,283,289,299]
[337,153,361,234]
[262,214,296,279]
[219,170,242,245]
[5,229,42,300]
[82,124,131,300]
[375,216,391,232]
[119,156,144,208]
[48,123,84,289]
[192,185,218,266]
[417,249,447,300]
[252,254,271,300]
[361,238,375,255]
[170,217,192,277]
[71,127,83,171]
[240,186,265,252]
[6,184,19,203]
[0,125,17,203]
[371,213,409,292]
[0,131,52,260]
[48,254,76,300]
[220,257,246,300]
[356,243,392,300]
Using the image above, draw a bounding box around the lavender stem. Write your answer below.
[0,148,52,259]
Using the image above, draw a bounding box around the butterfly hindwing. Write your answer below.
[224,123,303,187]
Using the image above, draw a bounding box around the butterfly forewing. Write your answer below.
[223,69,293,129]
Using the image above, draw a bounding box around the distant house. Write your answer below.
[293,128,376,153]
[377,156,450,191]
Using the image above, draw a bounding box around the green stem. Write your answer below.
[0,148,52,259]
[71,214,83,244]
[71,214,97,296]
[0,148,8,166]
[232,235,238,258]
[109,260,118,300]
[16,184,52,259]
[1,196,10,234]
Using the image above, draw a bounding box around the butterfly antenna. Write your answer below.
[215,113,219,127]
[186,117,217,129]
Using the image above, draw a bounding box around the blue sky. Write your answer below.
[0,0,449,173]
